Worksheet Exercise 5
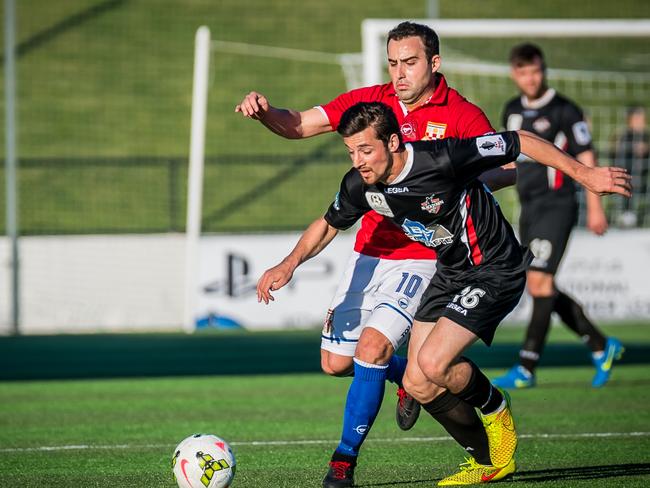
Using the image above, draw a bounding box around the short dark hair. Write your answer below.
[509,43,546,70]
[387,21,440,62]
[337,102,402,147]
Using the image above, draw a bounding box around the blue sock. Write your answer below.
[385,354,407,386]
[336,358,388,457]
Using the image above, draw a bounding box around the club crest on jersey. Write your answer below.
[401,218,454,248]
[533,116,551,134]
[365,191,394,217]
[476,134,506,156]
[421,194,444,214]
[424,122,447,140]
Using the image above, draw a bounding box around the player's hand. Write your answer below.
[587,208,608,236]
[235,91,270,120]
[256,261,294,304]
[579,166,632,197]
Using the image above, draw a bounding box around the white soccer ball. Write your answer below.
[172,434,236,488]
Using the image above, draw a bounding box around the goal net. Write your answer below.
[361,19,650,227]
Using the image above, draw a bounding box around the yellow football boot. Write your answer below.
[438,457,516,485]
[481,388,517,468]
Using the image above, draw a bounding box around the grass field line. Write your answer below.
[1,431,648,453]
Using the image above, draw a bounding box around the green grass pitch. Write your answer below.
[0,325,649,487]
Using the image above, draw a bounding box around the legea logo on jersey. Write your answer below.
[421,194,444,214]
[401,218,453,248]
[477,135,506,156]
[424,122,447,140]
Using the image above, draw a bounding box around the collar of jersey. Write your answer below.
[394,73,449,115]
[521,88,556,110]
[389,143,414,185]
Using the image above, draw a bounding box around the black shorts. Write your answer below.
[519,197,577,274]
[414,259,529,345]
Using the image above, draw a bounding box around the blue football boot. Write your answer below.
[492,365,536,389]
[592,337,624,388]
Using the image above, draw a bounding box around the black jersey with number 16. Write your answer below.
[325,131,525,275]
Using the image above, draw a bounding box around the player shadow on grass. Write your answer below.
[513,462,650,482]
[356,463,650,486]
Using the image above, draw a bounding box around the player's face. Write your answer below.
[387,37,440,106]
[343,127,398,185]
[510,58,546,99]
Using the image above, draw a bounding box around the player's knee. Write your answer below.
[403,369,440,404]
[416,352,449,387]
[527,271,554,297]
[320,350,354,377]
[354,327,394,365]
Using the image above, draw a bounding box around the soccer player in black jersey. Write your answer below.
[256,102,630,485]
[493,43,625,390]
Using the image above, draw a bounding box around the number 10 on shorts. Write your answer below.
[395,273,423,298]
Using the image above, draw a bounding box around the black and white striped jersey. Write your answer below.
[502,88,593,202]
[325,132,525,274]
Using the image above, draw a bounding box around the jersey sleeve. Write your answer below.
[318,85,386,130]
[561,102,593,156]
[445,131,521,184]
[324,170,369,230]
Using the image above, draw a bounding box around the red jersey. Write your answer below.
[318,74,494,260]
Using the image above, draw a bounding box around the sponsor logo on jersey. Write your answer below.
[424,121,447,140]
[532,116,551,133]
[523,109,538,118]
[398,297,410,309]
[385,186,409,193]
[476,134,506,156]
[365,191,394,217]
[400,122,415,138]
[401,218,454,248]
[421,194,444,214]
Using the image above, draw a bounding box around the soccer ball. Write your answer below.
[172,434,236,488]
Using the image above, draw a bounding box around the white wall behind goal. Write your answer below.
[0,230,648,334]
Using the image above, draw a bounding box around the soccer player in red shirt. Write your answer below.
[236,22,513,487]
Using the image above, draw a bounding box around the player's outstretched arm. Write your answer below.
[235,91,332,139]
[576,149,608,236]
[516,130,632,197]
[256,217,339,304]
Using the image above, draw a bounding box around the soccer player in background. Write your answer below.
[257,101,630,484]
[236,22,513,487]
[492,43,625,390]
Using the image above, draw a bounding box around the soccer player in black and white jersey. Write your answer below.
[493,44,625,390]
[256,102,630,485]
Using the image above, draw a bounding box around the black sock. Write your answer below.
[520,295,556,373]
[554,290,606,352]
[422,390,491,465]
[455,358,503,415]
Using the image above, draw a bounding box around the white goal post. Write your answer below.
[362,19,650,86]
[184,25,211,333]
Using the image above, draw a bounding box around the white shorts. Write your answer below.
[321,251,436,357]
